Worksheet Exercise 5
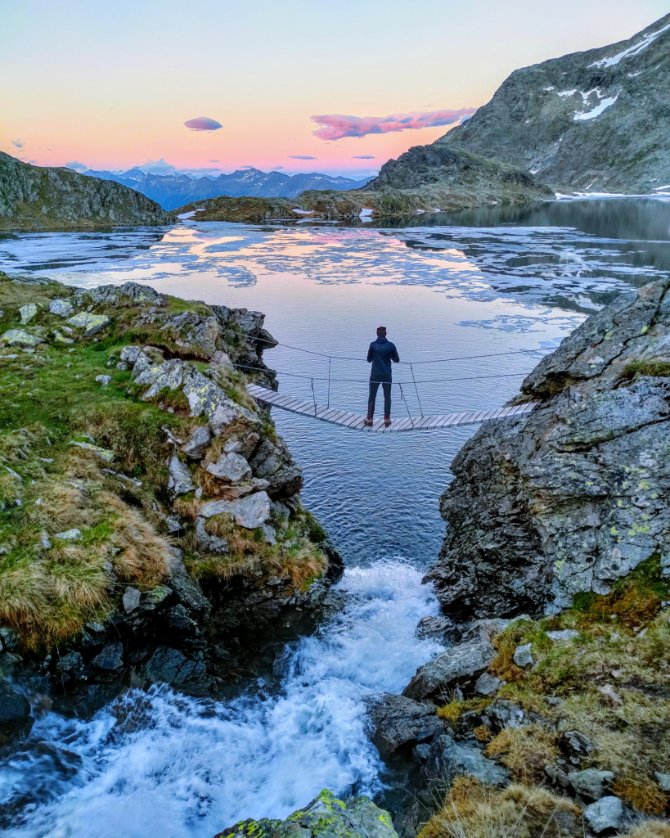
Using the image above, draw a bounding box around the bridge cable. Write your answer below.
[409,363,424,418]
[398,383,415,429]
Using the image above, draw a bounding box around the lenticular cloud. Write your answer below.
[311,109,475,140]
[184,116,223,132]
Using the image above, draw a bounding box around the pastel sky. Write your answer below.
[1,0,668,178]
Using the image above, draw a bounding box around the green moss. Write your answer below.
[620,359,670,381]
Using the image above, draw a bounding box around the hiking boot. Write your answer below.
[383,417,392,427]
[363,417,373,427]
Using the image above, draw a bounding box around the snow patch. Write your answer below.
[574,93,619,122]
[291,208,314,215]
[589,21,670,68]
[359,208,374,222]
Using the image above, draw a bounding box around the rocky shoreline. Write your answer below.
[0,274,340,736]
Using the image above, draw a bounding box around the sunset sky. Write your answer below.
[2,0,668,178]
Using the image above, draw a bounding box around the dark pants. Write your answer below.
[368,380,392,419]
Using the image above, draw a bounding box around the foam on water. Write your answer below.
[3,560,443,837]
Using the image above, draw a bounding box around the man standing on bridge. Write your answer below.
[364,326,400,427]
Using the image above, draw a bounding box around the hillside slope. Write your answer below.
[440,14,670,193]
[0,153,174,229]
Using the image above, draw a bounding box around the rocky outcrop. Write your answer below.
[0,275,339,713]
[440,13,670,193]
[428,278,670,618]
[217,789,398,837]
[0,152,173,229]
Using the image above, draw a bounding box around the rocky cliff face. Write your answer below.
[0,152,174,229]
[441,14,670,193]
[0,275,338,715]
[428,279,670,619]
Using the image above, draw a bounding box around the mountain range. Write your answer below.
[81,166,372,210]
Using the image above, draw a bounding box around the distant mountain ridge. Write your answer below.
[0,153,173,230]
[83,166,372,210]
[377,13,670,195]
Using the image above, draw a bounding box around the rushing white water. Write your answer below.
[4,560,443,837]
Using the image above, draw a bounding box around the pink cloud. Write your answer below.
[184,116,223,131]
[311,109,475,140]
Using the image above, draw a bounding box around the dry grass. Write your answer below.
[485,725,560,784]
[417,777,581,838]
[612,779,669,816]
[437,698,491,724]
[621,822,670,838]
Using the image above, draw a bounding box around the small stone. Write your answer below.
[122,587,141,613]
[19,303,38,324]
[165,515,183,534]
[91,642,124,671]
[95,374,112,386]
[70,441,114,462]
[546,629,580,643]
[474,672,503,696]
[563,729,595,757]
[181,425,211,460]
[167,455,195,496]
[655,772,670,792]
[568,768,615,801]
[513,643,534,668]
[0,329,43,347]
[545,763,570,788]
[597,683,623,705]
[49,299,74,317]
[583,796,624,834]
[55,528,82,542]
[67,312,111,337]
[205,452,251,482]
[120,345,143,365]
[39,532,52,550]
[261,524,276,544]
[53,330,74,345]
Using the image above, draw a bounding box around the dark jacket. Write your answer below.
[367,337,399,382]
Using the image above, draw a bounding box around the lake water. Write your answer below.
[1,198,669,835]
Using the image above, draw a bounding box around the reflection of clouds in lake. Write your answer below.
[459,313,582,333]
[0,213,666,313]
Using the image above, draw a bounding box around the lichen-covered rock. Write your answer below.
[1,328,43,347]
[583,795,624,834]
[67,312,111,337]
[19,303,37,324]
[216,789,398,837]
[49,298,74,317]
[428,280,670,618]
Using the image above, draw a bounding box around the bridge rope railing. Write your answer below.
[236,333,551,418]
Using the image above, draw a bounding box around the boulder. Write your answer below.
[67,312,111,336]
[1,328,43,347]
[49,298,74,317]
[568,768,615,801]
[83,282,164,306]
[369,694,444,757]
[403,636,494,700]
[427,280,670,618]
[91,642,124,671]
[583,796,624,834]
[206,452,251,482]
[199,492,271,530]
[19,303,37,324]
[182,425,211,460]
[144,646,206,687]
[474,672,503,696]
[418,734,508,788]
[216,789,398,838]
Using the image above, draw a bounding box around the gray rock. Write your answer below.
[200,491,271,530]
[144,646,206,687]
[513,643,534,668]
[416,615,454,641]
[546,629,580,643]
[53,330,74,344]
[248,436,303,497]
[122,587,141,613]
[403,636,494,700]
[167,455,195,496]
[583,796,624,834]
[194,518,228,554]
[0,328,43,347]
[95,374,112,386]
[91,642,124,671]
[182,425,211,460]
[19,303,37,324]
[427,280,670,618]
[54,528,82,542]
[420,734,508,787]
[85,282,164,306]
[369,694,444,757]
[67,312,111,336]
[655,772,670,792]
[70,440,114,462]
[119,345,143,365]
[484,699,526,731]
[474,672,503,696]
[206,452,251,482]
[568,768,615,800]
[563,729,595,757]
[0,683,33,744]
[49,298,74,317]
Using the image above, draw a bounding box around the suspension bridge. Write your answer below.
[238,337,543,433]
